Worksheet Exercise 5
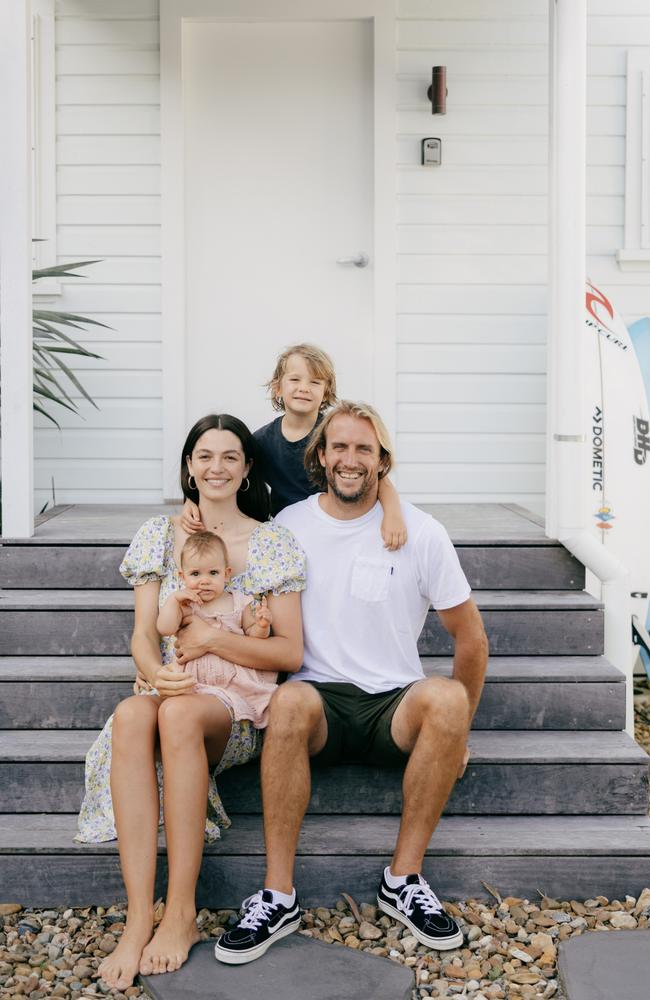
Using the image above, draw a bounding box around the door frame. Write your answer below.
[160,0,397,498]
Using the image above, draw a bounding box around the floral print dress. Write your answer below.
[75,515,305,844]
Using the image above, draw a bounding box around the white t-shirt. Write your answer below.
[275,494,471,694]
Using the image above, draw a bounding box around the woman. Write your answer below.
[76,414,305,990]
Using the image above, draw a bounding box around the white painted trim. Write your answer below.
[160,0,397,497]
[0,0,35,538]
[545,0,587,544]
[31,0,60,297]
[619,49,650,272]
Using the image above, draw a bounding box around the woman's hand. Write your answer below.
[153,664,196,699]
[174,616,221,665]
[133,670,152,694]
[180,499,204,534]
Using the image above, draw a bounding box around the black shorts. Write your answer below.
[308,681,414,766]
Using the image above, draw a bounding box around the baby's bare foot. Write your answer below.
[98,912,153,991]
[139,910,200,976]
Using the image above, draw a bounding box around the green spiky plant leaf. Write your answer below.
[32,259,108,428]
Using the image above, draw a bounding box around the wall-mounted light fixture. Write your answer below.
[427,66,447,115]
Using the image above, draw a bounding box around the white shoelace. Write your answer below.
[397,879,443,918]
[238,892,277,930]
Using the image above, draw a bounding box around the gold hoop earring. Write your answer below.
[188,475,197,490]
[240,477,250,493]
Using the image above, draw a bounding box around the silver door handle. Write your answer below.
[336,252,369,268]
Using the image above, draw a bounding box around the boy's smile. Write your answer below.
[279,353,327,417]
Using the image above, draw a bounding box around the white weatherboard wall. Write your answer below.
[36,0,648,512]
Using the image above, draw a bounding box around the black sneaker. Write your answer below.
[214,889,301,964]
[377,871,463,950]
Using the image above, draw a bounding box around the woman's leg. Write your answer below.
[99,694,161,991]
[139,693,233,975]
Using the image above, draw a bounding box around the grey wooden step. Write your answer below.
[2,730,646,815]
[0,590,604,656]
[0,541,585,591]
[1,813,650,906]
[0,656,625,730]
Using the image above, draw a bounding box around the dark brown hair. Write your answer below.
[180,414,270,522]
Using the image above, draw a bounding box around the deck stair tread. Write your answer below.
[0,655,624,683]
[2,729,646,763]
[2,813,650,856]
[0,589,604,611]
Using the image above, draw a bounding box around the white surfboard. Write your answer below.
[584,281,650,678]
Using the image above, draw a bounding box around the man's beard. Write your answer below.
[325,465,376,504]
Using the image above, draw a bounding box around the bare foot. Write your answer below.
[139,910,200,976]
[98,912,153,991]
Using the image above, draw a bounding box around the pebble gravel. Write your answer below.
[2,682,648,1000]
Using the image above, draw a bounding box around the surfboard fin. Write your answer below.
[632,615,650,681]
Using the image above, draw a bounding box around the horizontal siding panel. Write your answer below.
[46,314,161,343]
[398,254,547,285]
[399,0,545,16]
[397,284,547,314]
[57,107,160,136]
[586,166,625,196]
[398,50,548,76]
[586,226,625,255]
[398,108,548,136]
[588,0,650,13]
[398,344,546,374]
[587,49,629,76]
[586,256,650,286]
[397,76,547,107]
[398,463,545,493]
[54,284,160,312]
[57,136,160,165]
[398,167,547,196]
[57,19,159,45]
[57,196,160,225]
[56,0,158,17]
[398,403,545,434]
[45,371,161,399]
[58,256,160,285]
[57,75,160,105]
[396,433,546,464]
[398,19,546,48]
[398,136,548,166]
[34,460,161,491]
[398,195,547,226]
[34,398,162,431]
[58,342,160,371]
[56,47,160,75]
[398,225,547,255]
[587,136,625,165]
[587,76,627,106]
[58,226,160,256]
[57,166,160,196]
[586,107,626,136]
[397,315,546,344]
[398,373,545,403]
[589,18,650,46]
[586,196,623,225]
[35,429,162,460]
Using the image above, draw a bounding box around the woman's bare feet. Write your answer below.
[139,908,201,976]
[98,910,153,991]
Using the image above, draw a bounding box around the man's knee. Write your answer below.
[414,677,470,732]
[267,682,323,738]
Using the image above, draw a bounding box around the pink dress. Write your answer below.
[184,590,277,729]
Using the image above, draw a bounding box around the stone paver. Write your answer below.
[139,936,414,1000]
[558,930,650,1000]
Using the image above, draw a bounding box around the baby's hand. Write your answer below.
[381,512,407,552]
[180,498,204,534]
[255,596,273,632]
[175,588,200,606]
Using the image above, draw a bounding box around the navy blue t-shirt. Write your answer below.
[253,416,321,516]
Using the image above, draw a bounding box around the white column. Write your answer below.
[546,0,588,543]
[0,0,34,538]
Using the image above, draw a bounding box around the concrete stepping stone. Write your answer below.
[140,936,414,1000]
[558,930,650,1000]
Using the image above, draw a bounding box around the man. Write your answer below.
[215,401,489,965]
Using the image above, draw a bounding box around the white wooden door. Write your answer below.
[182,19,373,431]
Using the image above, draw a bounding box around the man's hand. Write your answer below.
[174,616,221,665]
